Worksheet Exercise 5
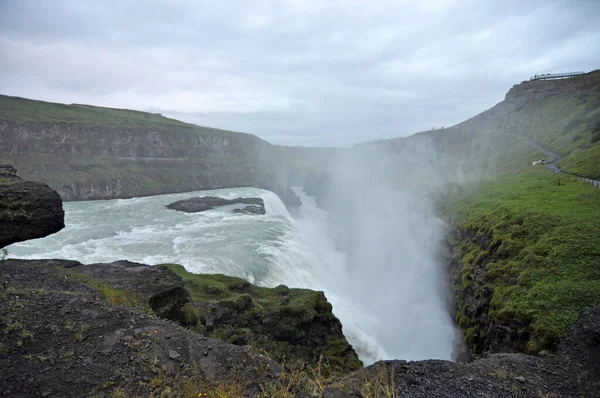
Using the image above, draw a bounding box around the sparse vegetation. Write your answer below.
[357,363,397,398]
[61,268,152,313]
[490,367,515,379]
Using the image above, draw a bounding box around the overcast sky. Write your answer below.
[1,0,599,146]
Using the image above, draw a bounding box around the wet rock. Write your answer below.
[166,196,264,213]
[232,204,266,215]
[0,165,64,248]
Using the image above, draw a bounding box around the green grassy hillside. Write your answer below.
[0,94,259,141]
[443,169,600,354]
[0,95,190,128]
[406,72,600,356]
[558,143,600,179]
[362,70,600,181]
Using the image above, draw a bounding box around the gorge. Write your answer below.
[1,70,600,397]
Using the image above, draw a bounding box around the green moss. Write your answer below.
[443,169,600,352]
[465,325,480,345]
[60,268,151,313]
[456,314,471,329]
[158,263,362,372]
[181,303,199,326]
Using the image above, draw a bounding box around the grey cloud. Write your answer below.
[1,0,599,146]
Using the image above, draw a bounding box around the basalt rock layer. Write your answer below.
[0,165,64,248]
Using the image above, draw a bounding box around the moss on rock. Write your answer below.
[444,169,600,356]
[159,263,362,373]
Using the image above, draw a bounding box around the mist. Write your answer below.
[290,138,461,362]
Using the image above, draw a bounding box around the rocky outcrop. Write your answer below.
[3,257,598,397]
[0,165,64,248]
[327,304,600,397]
[0,259,280,398]
[558,305,600,386]
[69,260,192,322]
[0,95,305,208]
[166,196,265,214]
[447,226,530,358]
[232,205,266,215]
[162,264,363,373]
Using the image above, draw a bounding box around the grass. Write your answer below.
[0,94,189,128]
[490,368,515,379]
[357,363,397,398]
[260,359,330,397]
[443,168,600,352]
[0,94,260,141]
[558,143,600,179]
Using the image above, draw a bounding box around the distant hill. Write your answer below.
[356,70,600,180]
[0,95,304,205]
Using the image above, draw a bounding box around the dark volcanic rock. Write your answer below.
[0,165,64,248]
[0,259,280,398]
[166,196,265,214]
[232,204,266,215]
[71,260,191,322]
[558,305,600,386]
[335,353,592,397]
[331,304,600,398]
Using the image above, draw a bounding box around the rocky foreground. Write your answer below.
[1,169,599,397]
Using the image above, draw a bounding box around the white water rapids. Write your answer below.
[8,186,455,364]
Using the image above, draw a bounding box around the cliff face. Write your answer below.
[0,165,64,248]
[0,96,305,206]
[0,120,267,159]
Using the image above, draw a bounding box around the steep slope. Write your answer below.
[354,70,600,181]
[318,71,600,360]
[0,164,64,248]
[0,95,300,206]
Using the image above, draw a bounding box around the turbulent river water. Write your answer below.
[8,186,455,365]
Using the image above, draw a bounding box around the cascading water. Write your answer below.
[8,183,455,364]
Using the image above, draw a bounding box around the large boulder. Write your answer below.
[166,196,265,214]
[0,165,64,248]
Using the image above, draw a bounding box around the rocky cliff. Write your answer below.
[0,164,64,248]
[0,95,303,207]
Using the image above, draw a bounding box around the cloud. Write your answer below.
[1,0,599,146]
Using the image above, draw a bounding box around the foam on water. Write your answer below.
[8,185,450,364]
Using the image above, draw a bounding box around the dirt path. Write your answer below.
[515,134,600,189]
